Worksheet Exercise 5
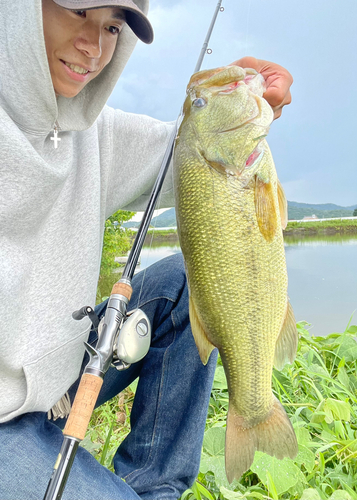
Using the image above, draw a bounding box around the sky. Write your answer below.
[107,0,357,207]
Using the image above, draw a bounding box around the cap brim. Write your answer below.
[53,0,154,44]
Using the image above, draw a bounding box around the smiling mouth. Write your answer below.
[60,60,91,75]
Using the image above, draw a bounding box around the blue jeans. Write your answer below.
[0,254,218,500]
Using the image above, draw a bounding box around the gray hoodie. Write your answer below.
[0,0,175,422]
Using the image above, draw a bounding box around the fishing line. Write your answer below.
[135,0,226,307]
[244,0,252,55]
[135,186,164,309]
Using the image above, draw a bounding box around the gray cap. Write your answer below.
[53,0,154,43]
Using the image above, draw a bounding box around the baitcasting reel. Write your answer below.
[72,305,151,371]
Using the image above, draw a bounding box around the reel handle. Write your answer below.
[72,306,99,329]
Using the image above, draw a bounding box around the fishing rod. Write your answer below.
[43,2,224,498]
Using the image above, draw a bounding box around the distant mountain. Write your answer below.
[288,201,349,211]
[122,220,141,228]
[150,207,176,227]
[287,201,357,220]
[122,202,357,228]
[122,207,177,229]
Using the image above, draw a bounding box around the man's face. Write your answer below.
[42,0,126,98]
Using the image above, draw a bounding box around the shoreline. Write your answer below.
[283,219,357,236]
[134,220,357,241]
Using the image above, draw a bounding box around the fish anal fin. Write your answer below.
[225,397,298,483]
[274,301,298,370]
[277,179,288,229]
[254,176,278,242]
[189,295,215,365]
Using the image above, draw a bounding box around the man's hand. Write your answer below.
[231,57,293,120]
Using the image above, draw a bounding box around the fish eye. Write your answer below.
[192,98,206,108]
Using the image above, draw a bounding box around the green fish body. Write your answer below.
[173,66,299,482]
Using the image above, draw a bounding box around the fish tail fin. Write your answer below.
[225,396,298,483]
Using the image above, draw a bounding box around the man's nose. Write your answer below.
[74,24,102,58]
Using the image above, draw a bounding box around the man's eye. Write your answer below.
[72,10,86,17]
[106,26,121,35]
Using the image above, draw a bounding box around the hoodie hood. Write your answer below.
[0,0,148,133]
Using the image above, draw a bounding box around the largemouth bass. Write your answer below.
[173,65,299,482]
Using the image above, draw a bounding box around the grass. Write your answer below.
[81,319,357,499]
[146,228,178,235]
[284,219,357,234]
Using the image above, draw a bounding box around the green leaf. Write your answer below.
[334,420,346,439]
[332,336,357,362]
[200,455,228,489]
[338,357,346,369]
[129,378,138,393]
[213,366,227,390]
[324,398,350,422]
[219,487,244,499]
[190,482,202,500]
[307,363,329,378]
[299,489,322,500]
[180,489,194,500]
[219,486,264,499]
[266,471,279,500]
[310,398,350,425]
[202,427,225,456]
[294,445,315,473]
[80,435,101,455]
[340,482,357,500]
[348,374,357,391]
[329,491,352,500]
[195,481,215,500]
[250,452,302,495]
[200,427,231,488]
[295,426,312,446]
[100,421,114,466]
[337,366,350,391]
[310,411,326,424]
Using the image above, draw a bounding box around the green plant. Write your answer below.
[96,210,135,302]
[99,210,135,277]
[81,318,357,499]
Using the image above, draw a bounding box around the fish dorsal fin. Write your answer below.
[189,295,215,366]
[254,176,278,242]
[274,301,298,370]
[277,180,288,229]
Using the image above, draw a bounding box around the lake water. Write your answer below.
[110,233,357,337]
[284,233,357,336]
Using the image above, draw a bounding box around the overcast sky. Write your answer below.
[107,0,357,207]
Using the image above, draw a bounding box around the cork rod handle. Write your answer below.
[111,282,132,300]
[63,373,103,441]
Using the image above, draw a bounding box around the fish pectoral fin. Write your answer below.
[189,295,215,365]
[254,176,278,242]
[274,300,298,370]
[277,179,288,229]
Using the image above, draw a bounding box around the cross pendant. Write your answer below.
[51,129,61,149]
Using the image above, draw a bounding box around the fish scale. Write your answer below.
[181,159,283,410]
[174,65,299,482]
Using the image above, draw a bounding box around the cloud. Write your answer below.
[107,0,357,205]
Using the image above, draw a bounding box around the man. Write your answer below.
[0,0,293,498]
